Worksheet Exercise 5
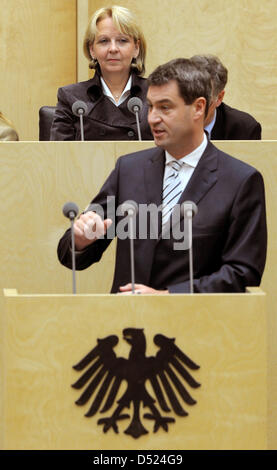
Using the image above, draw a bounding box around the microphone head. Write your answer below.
[63,202,79,220]
[127,97,143,114]
[120,200,138,217]
[72,100,88,117]
[181,201,198,218]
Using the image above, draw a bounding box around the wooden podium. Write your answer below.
[1,288,276,450]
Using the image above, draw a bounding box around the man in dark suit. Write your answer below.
[58,58,267,294]
[191,54,262,140]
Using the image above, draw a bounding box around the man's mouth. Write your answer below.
[152,129,166,137]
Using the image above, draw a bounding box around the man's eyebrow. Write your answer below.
[146,98,173,105]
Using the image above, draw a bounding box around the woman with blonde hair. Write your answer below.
[51,5,152,141]
[0,112,19,141]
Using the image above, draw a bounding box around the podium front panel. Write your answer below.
[1,291,273,450]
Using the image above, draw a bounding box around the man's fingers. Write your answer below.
[119,283,143,292]
[83,219,97,239]
[74,212,112,241]
[120,283,134,291]
[104,218,113,230]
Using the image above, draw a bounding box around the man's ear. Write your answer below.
[215,90,225,107]
[193,97,207,120]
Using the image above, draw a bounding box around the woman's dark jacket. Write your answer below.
[50,72,153,141]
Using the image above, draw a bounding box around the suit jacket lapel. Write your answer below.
[179,140,218,206]
[144,147,165,206]
[144,147,165,238]
[157,141,218,241]
[142,143,218,243]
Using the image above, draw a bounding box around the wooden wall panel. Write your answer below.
[82,0,277,139]
[0,141,276,447]
[1,292,271,449]
[0,140,275,301]
[0,0,77,141]
[77,0,89,82]
[0,142,116,295]
[1,0,276,139]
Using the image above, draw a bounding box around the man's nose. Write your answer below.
[148,108,162,124]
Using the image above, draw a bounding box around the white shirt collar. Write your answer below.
[165,133,208,168]
[100,75,132,106]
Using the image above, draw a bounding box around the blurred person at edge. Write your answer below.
[191,54,262,140]
[50,5,153,141]
[0,112,19,141]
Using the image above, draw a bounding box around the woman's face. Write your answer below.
[90,16,139,78]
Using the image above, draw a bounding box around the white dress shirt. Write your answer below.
[100,75,132,107]
[163,133,208,194]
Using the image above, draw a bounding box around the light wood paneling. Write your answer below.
[1,141,277,448]
[0,140,276,298]
[83,0,277,139]
[1,0,276,139]
[0,0,77,140]
[77,0,89,82]
[2,291,273,449]
[0,142,116,294]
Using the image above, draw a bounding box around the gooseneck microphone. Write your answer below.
[121,200,138,294]
[181,201,198,294]
[63,202,79,294]
[72,101,88,141]
[127,97,143,141]
[63,202,79,220]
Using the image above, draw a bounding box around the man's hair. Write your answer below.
[190,54,228,97]
[147,58,212,115]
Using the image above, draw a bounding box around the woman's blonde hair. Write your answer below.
[83,5,146,76]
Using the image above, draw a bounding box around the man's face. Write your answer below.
[147,80,203,158]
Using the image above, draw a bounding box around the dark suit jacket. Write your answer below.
[211,102,262,140]
[50,72,153,141]
[57,141,267,293]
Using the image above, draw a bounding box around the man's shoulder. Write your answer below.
[220,102,259,125]
[214,143,260,179]
[118,145,160,164]
[213,102,261,140]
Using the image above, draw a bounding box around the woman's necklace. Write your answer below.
[112,89,123,100]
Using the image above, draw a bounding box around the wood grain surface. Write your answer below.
[0,140,275,298]
[2,291,271,449]
[84,0,277,139]
[0,0,77,140]
[1,1,276,139]
[0,140,276,450]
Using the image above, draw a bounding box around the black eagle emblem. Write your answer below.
[72,328,200,439]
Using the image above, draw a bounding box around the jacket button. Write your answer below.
[128,130,135,137]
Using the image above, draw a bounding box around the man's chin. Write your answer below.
[153,133,168,148]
